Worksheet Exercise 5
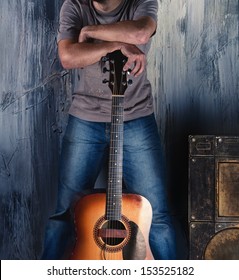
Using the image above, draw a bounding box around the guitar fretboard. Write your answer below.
[106,95,124,220]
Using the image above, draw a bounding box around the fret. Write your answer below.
[108,183,122,187]
[112,96,124,99]
[108,164,122,168]
[111,123,123,126]
[108,160,123,164]
[109,159,122,164]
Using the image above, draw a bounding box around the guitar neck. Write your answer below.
[106,95,124,220]
[104,50,128,221]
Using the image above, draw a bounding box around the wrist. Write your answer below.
[81,25,96,39]
[105,41,122,54]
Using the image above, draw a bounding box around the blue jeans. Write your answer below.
[41,114,177,260]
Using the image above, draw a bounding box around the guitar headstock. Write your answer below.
[104,50,128,96]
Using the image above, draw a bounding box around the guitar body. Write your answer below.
[71,192,154,260]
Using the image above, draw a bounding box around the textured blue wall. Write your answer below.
[0,0,70,259]
[0,0,238,259]
[148,0,239,220]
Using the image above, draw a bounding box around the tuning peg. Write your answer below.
[102,79,109,84]
[127,69,132,75]
[101,56,109,62]
[128,79,133,85]
[102,67,110,73]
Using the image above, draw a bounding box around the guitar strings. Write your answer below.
[105,56,126,260]
[114,61,121,260]
[112,60,120,260]
[108,59,118,260]
[113,61,125,260]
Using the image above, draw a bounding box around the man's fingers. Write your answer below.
[124,56,145,77]
[130,61,141,76]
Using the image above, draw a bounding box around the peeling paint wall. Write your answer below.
[0,0,238,259]
[0,0,71,259]
[150,0,239,134]
[148,0,239,219]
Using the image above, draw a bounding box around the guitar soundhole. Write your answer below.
[101,220,126,246]
[94,215,131,252]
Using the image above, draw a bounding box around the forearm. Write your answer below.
[59,39,146,76]
[58,40,120,69]
[80,17,156,45]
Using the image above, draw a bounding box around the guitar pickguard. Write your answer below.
[123,221,147,260]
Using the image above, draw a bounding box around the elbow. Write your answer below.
[60,51,86,69]
[132,17,157,45]
[60,53,73,69]
[134,27,152,45]
[136,30,151,45]
[61,62,71,70]
[62,63,73,70]
[58,40,79,69]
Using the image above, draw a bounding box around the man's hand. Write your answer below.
[79,26,90,43]
[120,43,146,77]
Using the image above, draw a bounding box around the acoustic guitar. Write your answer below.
[71,50,154,260]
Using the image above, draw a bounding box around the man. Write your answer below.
[41,0,177,260]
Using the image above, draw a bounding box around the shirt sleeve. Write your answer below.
[57,0,83,43]
[132,0,158,22]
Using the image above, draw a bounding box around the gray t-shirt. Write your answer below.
[58,0,158,122]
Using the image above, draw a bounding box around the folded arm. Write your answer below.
[58,16,157,76]
[79,16,156,45]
